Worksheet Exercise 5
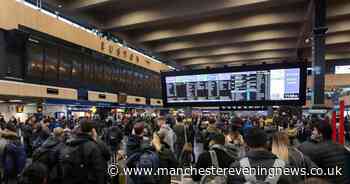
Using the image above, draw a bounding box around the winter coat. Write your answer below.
[64,133,107,184]
[298,140,350,184]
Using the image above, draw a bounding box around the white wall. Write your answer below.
[0,103,36,122]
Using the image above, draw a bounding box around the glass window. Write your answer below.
[105,64,112,84]
[95,62,104,82]
[72,53,82,81]
[44,45,58,81]
[59,48,72,81]
[26,42,44,78]
[83,58,94,83]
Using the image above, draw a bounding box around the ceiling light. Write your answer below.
[58,5,62,8]
[0,100,5,103]
[9,100,22,103]
[305,38,310,43]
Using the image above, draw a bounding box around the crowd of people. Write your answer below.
[0,109,349,184]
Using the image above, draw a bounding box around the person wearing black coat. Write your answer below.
[228,128,295,184]
[153,129,178,184]
[62,120,107,184]
[126,122,150,157]
[298,121,350,184]
[192,133,236,182]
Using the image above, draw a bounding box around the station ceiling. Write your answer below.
[45,0,350,69]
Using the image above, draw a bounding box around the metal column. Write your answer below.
[311,0,328,106]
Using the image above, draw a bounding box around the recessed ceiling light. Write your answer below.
[9,100,22,103]
[58,5,63,8]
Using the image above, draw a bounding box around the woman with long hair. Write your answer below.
[272,132,319,182]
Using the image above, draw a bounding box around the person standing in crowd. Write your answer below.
[59,120,106,184]
[298,120,350,184]
[173,115,187,159]
[32,119,50,150]
[202,116,220,151]
[226,118,244,146]
[153,129,178,184]
[157,116,176,153]
[31,127,65,184]
[228,128,294,184]
[126,122,149,156]
[297,120,312,143]
[104,122,124,153]
[272,132,319,183]
[192,133,236,182]
[2,123,27,184]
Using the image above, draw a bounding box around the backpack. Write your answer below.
[3,142,27,178]
[32,136,45,150]
[126,149,160,184]
[58,141,88,184]
[200,150,227,184]
[239,157,286,184]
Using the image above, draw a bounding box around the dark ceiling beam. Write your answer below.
[167,31,350,61]
[65,0,114,11]
[104,0,304,31]
[152,18,350,53]
[179,50,296,66]
[152,26,300,52]
[167,39,296,60]
[133,1,350,43]
[191,58,289,69]
[135,8,305,43]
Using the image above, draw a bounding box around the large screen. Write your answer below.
[161,63,307,107]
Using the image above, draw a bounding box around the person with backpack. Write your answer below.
[125,127,161,184]
[2,123,27,184]
[31,127,65,184]
[18,162,48,184]
[193,133,236,183]
[58,119,107,184]
[228,128,294,184]
[126,122,151,157]
[32,120,50,151]
[202,117,220,151]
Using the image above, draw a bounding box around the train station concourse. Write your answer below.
[0,0,349,184]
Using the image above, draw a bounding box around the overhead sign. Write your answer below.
[335,65,350,74]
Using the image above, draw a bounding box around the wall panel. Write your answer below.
[0,0,169,73]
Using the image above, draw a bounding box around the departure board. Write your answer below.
[161,63,306,107]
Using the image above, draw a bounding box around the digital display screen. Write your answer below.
[161,63,306,107]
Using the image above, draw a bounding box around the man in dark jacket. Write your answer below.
[192,133,236,182]
[228,128,294,184]
[33,127,65,168]
[298,120,349,184]
[60,120,107,184]
[126,122,149,156]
